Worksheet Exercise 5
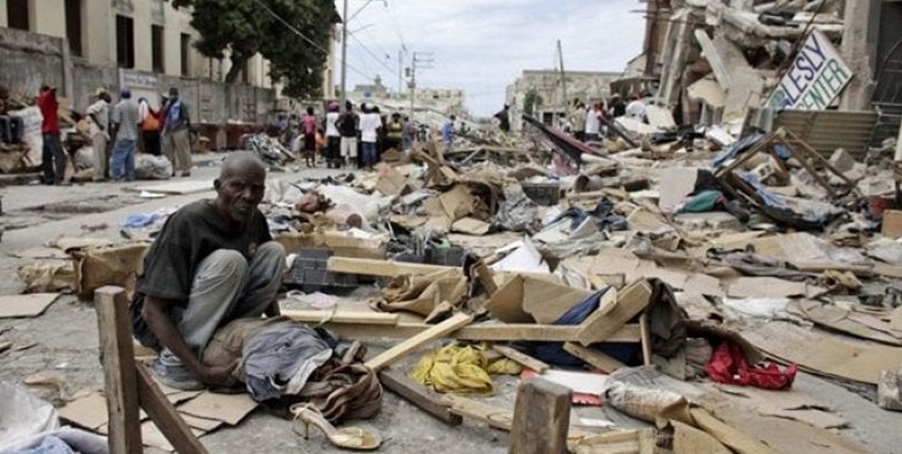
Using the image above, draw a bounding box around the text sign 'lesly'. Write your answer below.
[766,30,852,111]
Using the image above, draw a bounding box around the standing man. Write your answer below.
[301,106,317,168]
[109,87,139,182]
[493,104,510,133]
[385,112,404,152]
[441,114,455,153]
[86,88,111,182]
[336,100,359,168]
[324,101,341,168]
[131,152,286,390]
[37,85,67,185]
[402,116,416,151]
[162,87,192,177]
[569,100,586,141]
[358,105,381,169]
[584,103,601,142]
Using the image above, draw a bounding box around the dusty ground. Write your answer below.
[2,152,902,453]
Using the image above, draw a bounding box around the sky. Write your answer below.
[335,0,647,117]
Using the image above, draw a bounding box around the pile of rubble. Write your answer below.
[14,101,902,452]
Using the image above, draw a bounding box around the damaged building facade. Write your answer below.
[630,0,902,146]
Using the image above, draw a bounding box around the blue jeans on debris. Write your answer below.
[362,141,377,166]
[110,138,136,181]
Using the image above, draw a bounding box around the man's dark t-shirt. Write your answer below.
[131,199,272,349]
[337,112,359,138]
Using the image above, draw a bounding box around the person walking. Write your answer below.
[385,112,403,152]
[359,105,381,169]
[109,87,140,182]
[402,116,415,151]
[569,100,586,142]
[86,88,111,181]
[584,104,602,142]
[301,106,317,168]
[493,104,510,133]
[324,101,341,168]
[161,87,192,177]
[441,115,455,153]
[336,101,359,168]
[139,97,163,156]
[37,85,67,185]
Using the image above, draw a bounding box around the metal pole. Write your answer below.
[398,49,403,100]
[557,39,568,128]
[340,0,349,109]
[409,56,416,117]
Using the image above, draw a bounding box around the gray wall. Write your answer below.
[0,27,276,130]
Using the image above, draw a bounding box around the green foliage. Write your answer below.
[169,0,336,98]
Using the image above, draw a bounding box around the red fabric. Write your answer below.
[37,90,60,134]
[705,341,798,390]
[303,115,317,135]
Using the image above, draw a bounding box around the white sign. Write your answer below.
[766,30,852,111]
[119,69,161,109]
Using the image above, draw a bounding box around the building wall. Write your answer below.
[505,70,622,132]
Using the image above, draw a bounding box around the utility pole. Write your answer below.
[397,49,403,100]
[340,0,349,109]
[557,39,568,128]
[408,51,433,117]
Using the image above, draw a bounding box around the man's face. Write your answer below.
[215,170,266,224]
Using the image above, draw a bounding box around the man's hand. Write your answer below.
[196,361,240,388]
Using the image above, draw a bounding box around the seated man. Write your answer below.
[131,152,286,390]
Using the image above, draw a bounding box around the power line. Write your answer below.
[248,0,371,81]
[348,31,396,75]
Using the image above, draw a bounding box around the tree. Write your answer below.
[170,0,337,98]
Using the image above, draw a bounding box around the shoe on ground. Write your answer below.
[150,358,205,391]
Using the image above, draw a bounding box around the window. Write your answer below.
[180,33,191,77]
[151,25,164,73]
[64,0,83,56]
[115,15,135,68]
[7,0,29,31]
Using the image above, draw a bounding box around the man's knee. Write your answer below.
[199,249,249,280]
[255,241,286,264]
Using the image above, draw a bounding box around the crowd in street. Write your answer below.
[565,92,651,142]
[26,84,193,185]
[280,101,429,170]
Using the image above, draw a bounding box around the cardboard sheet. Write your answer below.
[58,392,108,430]
[129,180,214,195]
[744,321,902,385]
[10,247,70,260]
[0,293,60,318]
[485,274,591,324]
[177,391,258,426]
[708,383,846,429]
[787,300,902,346]
[451,217,491,235]
[725,277,824,299]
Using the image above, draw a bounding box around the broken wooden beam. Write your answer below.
[136,366,209,454]
[509,377,571,454]
[492,345,550,373]
[304,320,641,343]
[378,369,462,425]
[577,280,653,346]
[327,257,456,277]
[563,342,627,373]
[280,310,401,325]
[365,312,475,371]
[95,286,143,454]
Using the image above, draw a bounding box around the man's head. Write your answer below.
[450,115,456,121]
[40,84,52,93]
[214,152,267,225]
[345,100,353,112]
[306,106,314,115]
[169,87,179,98]
[120,87,132,99]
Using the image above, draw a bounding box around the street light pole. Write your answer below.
[340,0,349,110]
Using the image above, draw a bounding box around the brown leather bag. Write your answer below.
[298,361,383,423]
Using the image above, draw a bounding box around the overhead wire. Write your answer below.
[348,31,396,75]
[248,0,372,80]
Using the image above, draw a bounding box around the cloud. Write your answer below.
[337,0,646,116]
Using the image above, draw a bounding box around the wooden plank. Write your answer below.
[493,345,550,373]
[639,313,653,366]
[136,366,209,454]
[378,369,462,425]
[280,310,400,325]
[563,342,627,373]
[327,256,456,277]
[509,377,571,454]
[365,313,475,371]
[94,286,143,454]
[689,407,781,454]
[577,280,653,346]
[307,321,641,342]
[638,428,656,454]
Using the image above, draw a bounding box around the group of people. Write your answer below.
[567,92,651,143]
[285,101,418,170]
[36,85,193,185]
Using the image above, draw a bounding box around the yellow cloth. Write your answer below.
[410,343,523,395]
